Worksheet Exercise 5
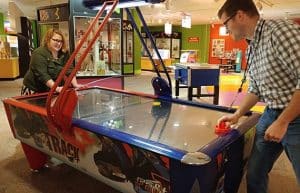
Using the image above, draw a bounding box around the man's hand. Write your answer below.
[264,120,288,143]
[217,93,259,128]
[218,114,240,128]
[264,90,300,143]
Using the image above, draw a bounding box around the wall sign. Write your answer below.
[188,37,199,43]
[37,3,69,22]
[122,20,133,31]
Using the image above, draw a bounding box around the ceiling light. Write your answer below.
[219,26,228,36]
[165,0,171,11]
[284,12,290,20]
[173,123,180,127]
[256,1,263,11]
[260,0,273,7]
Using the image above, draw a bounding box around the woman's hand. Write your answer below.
[72,83,84,89]
[71,77,85,89]
[55,86,63,93]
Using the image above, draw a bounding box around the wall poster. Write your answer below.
[171,39,180,59]
[211,39,225,58]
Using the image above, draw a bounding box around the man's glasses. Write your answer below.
[51,38,63,43]
[223,12,237,28]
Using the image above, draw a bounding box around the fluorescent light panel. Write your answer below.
[93,1,151,10]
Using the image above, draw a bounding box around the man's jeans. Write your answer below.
[247,107,300,193]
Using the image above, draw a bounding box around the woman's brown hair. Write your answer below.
[42,28,67,53]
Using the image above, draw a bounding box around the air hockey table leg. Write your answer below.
[197,87,201,98]
[21,142,48,171]
[213,86,219,105]
[188,87,193,101]
[171,160,219,193]
[175,79,180,98]
[223,137,245,193]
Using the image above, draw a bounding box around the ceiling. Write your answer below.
[142,0,300,25]
[0,0,67,19]
[0,0,300,25]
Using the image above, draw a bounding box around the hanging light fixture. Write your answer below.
[165,22,172,35]
[182,14,191,28]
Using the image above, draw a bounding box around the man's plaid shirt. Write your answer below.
[247,18,300,109]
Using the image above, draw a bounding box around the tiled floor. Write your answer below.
[0,72,299,193]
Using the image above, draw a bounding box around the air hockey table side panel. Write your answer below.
[5,102,255,193]
[4,102,172,193]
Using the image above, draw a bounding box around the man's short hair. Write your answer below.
[218,0,259,19]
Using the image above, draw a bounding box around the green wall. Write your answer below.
[123,63,133,74]
[132,10,142,75]
[146,24,211,63]
[181,24,210,63]
[134,24,210,67]
[0,13,4,34]
[31,20,38,49]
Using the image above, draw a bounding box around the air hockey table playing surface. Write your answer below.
[3,87,260,193]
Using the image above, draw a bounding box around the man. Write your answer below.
[217,0,300,192]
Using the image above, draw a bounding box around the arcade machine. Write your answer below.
[3,1,260,193]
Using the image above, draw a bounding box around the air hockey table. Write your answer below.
[3,87,260,193]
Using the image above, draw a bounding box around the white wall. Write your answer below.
[8,1,24,33]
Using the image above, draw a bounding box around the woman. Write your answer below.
[22,29,82,95]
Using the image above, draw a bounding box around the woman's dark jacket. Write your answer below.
[23,46,72,92]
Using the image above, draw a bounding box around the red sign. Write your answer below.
[188,37,200,43]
